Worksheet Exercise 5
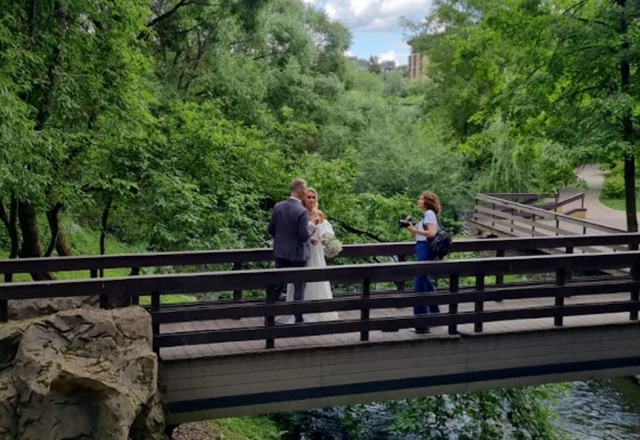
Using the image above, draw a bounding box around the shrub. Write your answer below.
[602,174,626,199]
[602,173,640,199]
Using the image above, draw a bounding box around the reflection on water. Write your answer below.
[554,378,640,440]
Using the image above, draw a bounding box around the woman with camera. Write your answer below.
[403,191,441,334]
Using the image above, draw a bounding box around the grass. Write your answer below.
[207,417,285,440]
[598,163,640,212]
[0,220,198,304]
[599,197,640,212]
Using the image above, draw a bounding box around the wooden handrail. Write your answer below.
[2,248,639,352]
[2,233,640,276]
[553,192,586,209]
[1,251,639,301]
[476,194,625,233]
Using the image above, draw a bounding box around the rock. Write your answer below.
[0,306,166,440]
[8,296,100,321]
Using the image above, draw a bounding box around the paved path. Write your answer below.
[561,164,638,231]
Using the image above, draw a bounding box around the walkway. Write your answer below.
[562,164,639,231]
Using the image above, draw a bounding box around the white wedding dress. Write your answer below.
[276,220,340,324]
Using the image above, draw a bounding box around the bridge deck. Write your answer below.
[159,292,631,361]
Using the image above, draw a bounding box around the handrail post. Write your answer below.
[565,247,573,283]
[448,274,459,335]
[265,284,276,349]
[233,262,243,300]
[130,267,140,305]
[360,278,371,342]
[491,203,495,227]
[554,267,566,327]
[631,263,639,321]
[531,213,536,236]
[91,269,108,310]
[511,208,515,233]
[495,250,504,302]
[233,262,243,320]
[396,255,406,292]
[0,273,12,322]
[474,273,485,333]
[152,291,160,355]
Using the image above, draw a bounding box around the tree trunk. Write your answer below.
[45,203,62,257]
[55,227,74,256]
[18,201,55,281]
[618,0,638,232]
[45,202,74,257]
[44,203,74,257]
[0,197,20,258]
[624,157,638,232]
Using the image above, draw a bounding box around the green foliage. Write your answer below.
[284,385,568,440]
[600,163,640,205]
[406,0,640,227]
[208,417,285,440]
[602,174,627,199]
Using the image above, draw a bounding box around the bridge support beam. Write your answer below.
[160,322,640,425]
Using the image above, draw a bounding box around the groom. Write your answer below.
[268,178,315,317]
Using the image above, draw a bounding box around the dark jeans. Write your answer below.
[414,241,440,316]
[273,258,306,300]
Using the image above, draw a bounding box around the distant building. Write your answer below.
[380,60,396,72]
[348,56,370,69]
[408,52,426,80]
[407,38,428,80]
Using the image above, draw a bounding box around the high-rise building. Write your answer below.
[408,52,426,80]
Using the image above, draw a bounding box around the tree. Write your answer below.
[368,55,382,74]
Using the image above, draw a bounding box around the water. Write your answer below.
[287,378,640,439]
[555,378,640,440]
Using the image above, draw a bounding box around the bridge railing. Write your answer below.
[1,248,639,353]
[2,234,640,312]
[473,193,623,240]
[0,230,635,280]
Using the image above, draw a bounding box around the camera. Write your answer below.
[398,217,415,228]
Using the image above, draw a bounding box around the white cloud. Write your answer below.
[310,0,432,32]
[377,50,398,63]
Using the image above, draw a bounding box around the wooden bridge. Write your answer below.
[1,194,640,427]
[472,191,624,239]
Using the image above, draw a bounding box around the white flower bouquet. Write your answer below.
[323,237,343,259]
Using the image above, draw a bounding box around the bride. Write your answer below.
[276,188,339,324]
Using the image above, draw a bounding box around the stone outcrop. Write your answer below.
[9,295,99,321]
[0,306,165,440]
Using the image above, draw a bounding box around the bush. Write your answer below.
[602,174,626,199]
[602,171,640,199]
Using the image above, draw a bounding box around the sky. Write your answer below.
[302,0,433,67]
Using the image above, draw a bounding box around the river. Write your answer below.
[287,378,640,439]
[555,378,640,440]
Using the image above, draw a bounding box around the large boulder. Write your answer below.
[9,295,100,321]
[0,306,166,440]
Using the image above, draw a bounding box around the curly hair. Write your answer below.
[420,191,441,215]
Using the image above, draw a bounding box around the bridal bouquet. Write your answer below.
[323,237,343,259]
